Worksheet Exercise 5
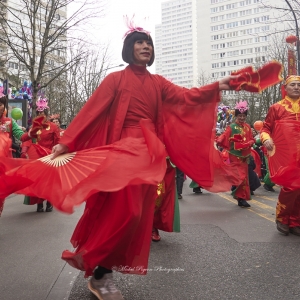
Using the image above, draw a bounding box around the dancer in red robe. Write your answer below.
[261,75,300,236]
[216,101,255,208]
[0,93,31,216]
[22,99,60,212]
[48,27,237,299]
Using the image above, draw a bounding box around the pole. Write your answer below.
[284,0,300,75]
[105,64,124,71]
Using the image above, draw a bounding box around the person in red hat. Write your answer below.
[261,75,300,236]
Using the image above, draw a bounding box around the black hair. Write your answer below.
[0,94,8,107]
[122,31,155,66]
[36,108,49,117]
[234,109,248,117]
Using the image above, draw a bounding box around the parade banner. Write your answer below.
[288,49,297,75]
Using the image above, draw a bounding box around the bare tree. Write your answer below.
[0,0,105,117]
[46,44,112,125]
[197,69,213,86]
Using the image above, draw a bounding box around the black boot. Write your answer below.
[46,201,53,212]
[37,203,44,212]
[237,199,251,208]
[193,187,202,194]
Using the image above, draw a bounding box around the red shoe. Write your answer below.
[152,228,161,242]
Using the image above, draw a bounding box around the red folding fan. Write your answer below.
[27,144,51,159]
[0,129,167,213]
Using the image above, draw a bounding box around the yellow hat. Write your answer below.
[285,75,300,85]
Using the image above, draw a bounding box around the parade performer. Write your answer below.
[216,101,255,208]
[0,93,31,216]
[22,99,60,212]
[261,75,300,236]
[48,28,235,299]
[0,26,283,300]
[49,114,65,137]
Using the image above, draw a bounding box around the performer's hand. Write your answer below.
[51,144,68,159]
[20,153,28,159]
[263,139,274,151]
[219,75,239,90]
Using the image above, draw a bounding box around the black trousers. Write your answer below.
[176,168,184,195]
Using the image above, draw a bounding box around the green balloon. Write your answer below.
[11,108,23,120]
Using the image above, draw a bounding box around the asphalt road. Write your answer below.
[1,180,300,300]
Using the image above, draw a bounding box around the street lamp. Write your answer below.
[104,64,124,71]
[88,64,125,78]
[284,0,300,75]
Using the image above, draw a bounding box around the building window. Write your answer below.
[8,62,18,69]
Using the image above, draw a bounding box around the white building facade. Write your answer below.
[156,0,286,88]
[155,0,198,88]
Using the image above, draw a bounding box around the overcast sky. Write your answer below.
[92,0,164,73]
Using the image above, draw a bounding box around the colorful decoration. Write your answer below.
[123,15,150,38]
[216,105,234,133]
[235,100,249,113]
[286,35,298,44]
[253,120,264,132]
[36,98,49,112]
[11,108,23,120]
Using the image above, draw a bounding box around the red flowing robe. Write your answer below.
[58,64,221,276]
[216,122,254,201]
[0,117,12,215]
[261,96,300,227]
[0,64,228,275]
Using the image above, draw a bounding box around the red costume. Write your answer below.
[261,95,300,227]
[217,122,254,201]
[23,121,60,205]
[0,64,227,276]
[58,64,221,276]
[0,115,30,215]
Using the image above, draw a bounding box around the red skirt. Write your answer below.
[0,121,167,275]
[63,184,157,277]
[0,132,12,216]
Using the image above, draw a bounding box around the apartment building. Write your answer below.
[0,0,67,85]
[155,0,287,88]
[155,0,197,87]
